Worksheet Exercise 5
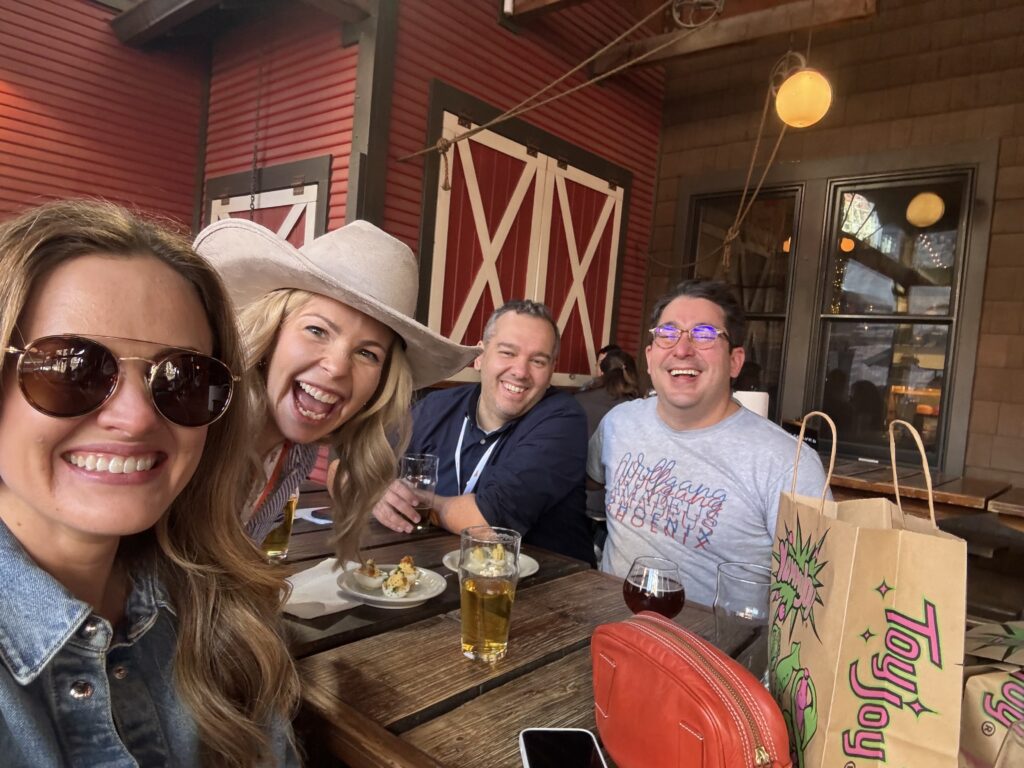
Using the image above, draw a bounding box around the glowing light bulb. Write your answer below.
[775,69,832,128]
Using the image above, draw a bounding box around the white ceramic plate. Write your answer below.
[442,550,539,578]
[337,566,447,609]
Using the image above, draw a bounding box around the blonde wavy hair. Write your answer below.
[238,289,413,563]
[0,200,299,767]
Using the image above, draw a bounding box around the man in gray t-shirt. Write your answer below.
[587,280,829,607]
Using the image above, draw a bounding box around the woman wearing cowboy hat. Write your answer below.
[194,219,477,560]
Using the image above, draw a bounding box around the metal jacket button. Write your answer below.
[112,666,128,680]
[80,620,99,638]
[69,681,94,699]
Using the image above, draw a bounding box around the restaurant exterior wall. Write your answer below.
[654,0,1024,485]
[0,0,205,222]
[202,3,359,229]
[384,0,664,350]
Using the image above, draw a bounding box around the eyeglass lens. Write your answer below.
[15,336,233,427]
[653,325,721,349]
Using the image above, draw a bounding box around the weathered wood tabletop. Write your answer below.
[294,569,756,768]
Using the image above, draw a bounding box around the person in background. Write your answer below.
[0,200,297,766]
[577,343,624,392]
[575,347,642,557]
[587,279,830,606]
[371,300,595,564]
[574,347,642,438]
[194,219,477,562]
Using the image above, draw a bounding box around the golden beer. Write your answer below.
[460,576,515,662]
[261,494,299,561]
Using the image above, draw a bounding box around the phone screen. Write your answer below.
[520,729,606,768]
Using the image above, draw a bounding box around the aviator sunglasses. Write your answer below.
[4,334,238,428]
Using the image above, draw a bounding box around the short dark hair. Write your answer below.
[598,343,622,357]
[483,299,560,358]
[648,279,746,349]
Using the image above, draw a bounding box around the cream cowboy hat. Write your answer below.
[193,218,478,389]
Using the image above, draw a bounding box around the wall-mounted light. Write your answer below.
[782,236,792,253]
[839,236,856,253]
[906,192,945,228]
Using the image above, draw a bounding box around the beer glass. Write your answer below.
[399,453,438,530]
[459,525,521,662]
[261,490,300,561]
[714,562,771,681]
[622,556,685,618]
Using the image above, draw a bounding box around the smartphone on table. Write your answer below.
[519,727,609,768]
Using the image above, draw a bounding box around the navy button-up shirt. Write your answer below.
[409,384,594,565]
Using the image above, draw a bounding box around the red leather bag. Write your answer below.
[591,611,792,768]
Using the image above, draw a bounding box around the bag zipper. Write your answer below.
[628,614,774,768]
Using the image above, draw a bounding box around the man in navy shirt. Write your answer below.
[372,300,594,564]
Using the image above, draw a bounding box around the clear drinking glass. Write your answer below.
[994,720,1024,768]
[622,556,685,619]
[459,526,521,662]
[261,490,299,561]
[714,562,771,681]
[399,453,438,530]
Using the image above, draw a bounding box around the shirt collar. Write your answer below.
[465,384,529,438]
[0,520,167,684]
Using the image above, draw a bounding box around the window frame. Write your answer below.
[671,141,997,475]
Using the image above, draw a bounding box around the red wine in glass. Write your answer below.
[623,556,685,619]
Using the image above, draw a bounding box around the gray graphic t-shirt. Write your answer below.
[587,398,830,607]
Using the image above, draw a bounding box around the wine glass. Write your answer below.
[622,556,685,619]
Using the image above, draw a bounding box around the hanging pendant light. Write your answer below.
[771,51,832,128]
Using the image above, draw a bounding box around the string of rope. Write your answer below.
[408,0,723,185]
[720,84,787,269]
[248,54,265,221]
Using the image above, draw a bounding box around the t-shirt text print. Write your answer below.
[607,451,727,550]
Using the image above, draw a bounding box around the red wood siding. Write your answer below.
[204,4,357,229]
[388,0,663,350]
[0,0,205,222]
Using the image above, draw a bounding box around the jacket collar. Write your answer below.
[0,520,168,685]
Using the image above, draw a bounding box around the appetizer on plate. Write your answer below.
[352,559,386,590]
[382,569,411,598]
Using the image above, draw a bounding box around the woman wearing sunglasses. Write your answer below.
[0,201,297,766]
[193,219,477,559]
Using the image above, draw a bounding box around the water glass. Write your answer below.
[714,562,771,681]
[399,453,438,530]
[459,525,521,662]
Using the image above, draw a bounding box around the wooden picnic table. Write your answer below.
[293,567,757,768]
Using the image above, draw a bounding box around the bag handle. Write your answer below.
[790,410,837,512]
[888,419,936,527]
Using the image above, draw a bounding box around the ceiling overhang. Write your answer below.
[112,0,374,46]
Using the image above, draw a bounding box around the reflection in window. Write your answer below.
[819,173,968,463]
[690,191,797,420]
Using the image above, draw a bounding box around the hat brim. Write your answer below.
[194,219,479,389]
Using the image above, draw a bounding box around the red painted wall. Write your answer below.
[0,0,205,222]
[203,3,358,229]
[387,0,664,350]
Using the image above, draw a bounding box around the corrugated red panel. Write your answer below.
[204,4,358,229]
[387,0,663,350]
[0,0,205,223]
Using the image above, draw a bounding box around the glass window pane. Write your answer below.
[819,321,948,461]
[691,192,794,314]
[823,178,966,316]
[735,319,785,421]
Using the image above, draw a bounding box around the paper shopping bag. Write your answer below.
[959,622,1024,768]
[769,415,967,768]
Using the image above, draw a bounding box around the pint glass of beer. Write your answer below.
[261,490,300,561]
[459,525,521,662]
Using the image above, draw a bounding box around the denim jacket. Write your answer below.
[0,521,298,767]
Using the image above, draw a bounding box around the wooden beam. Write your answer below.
[111,0,220,46]
[299,0,374,24]
[590,0,876,76]
[503,0,593,22]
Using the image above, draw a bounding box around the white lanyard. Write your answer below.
[455,416,501,494]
